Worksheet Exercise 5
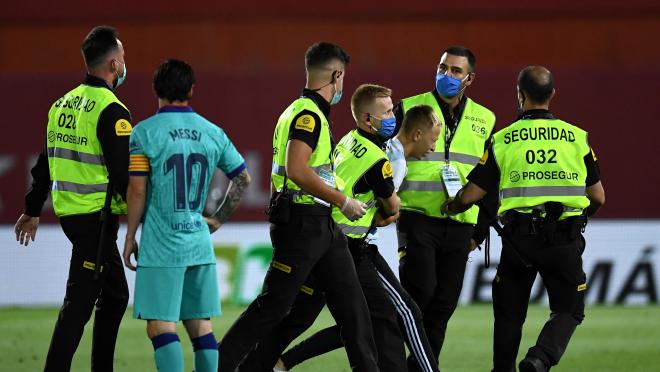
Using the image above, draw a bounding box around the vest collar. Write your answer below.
[301,88,331,119]
[356,128,386,149]
[518,109,554,121]
[432,89,468,128]
[82,74,113,91]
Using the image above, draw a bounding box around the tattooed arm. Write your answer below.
[206,169,252,233]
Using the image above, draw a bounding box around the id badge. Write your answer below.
[313,169,334,206]
[441,163,462,198]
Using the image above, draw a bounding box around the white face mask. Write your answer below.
[114,60,127,88]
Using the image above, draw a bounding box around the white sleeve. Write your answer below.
[386,139,407,192]
[391,159,406,192]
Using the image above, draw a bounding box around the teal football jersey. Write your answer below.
[129,106,246,267]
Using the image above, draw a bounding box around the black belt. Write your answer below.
[505,211,581,226]
[291,203,331,216]
[400,210,470,226]
[503,211,585,237]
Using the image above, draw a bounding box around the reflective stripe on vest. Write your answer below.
[493,118,590,220]
[271,97,334,205]
[52,180,108,194]
[410,151,481,166]
[47,147,105,165]
[46,84,129,217]
[331,130,386,238]
[399,180,445,192]
[399,92,495,223]
[272,163,332,177]
[336,224,371,236]
[500,185,586,198]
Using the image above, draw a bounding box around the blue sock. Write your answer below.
[152,333,184,372]
[192,333,218,372]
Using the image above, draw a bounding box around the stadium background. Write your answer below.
[1,1,659,371]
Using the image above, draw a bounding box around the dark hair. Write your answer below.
[153,59,196,102]
[81,26,119,69]
[443,46,476,72]
[402,105,440,135]
[305,42,350,71]
[518,66,554,103]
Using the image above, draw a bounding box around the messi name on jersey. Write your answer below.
[169,128,203,142]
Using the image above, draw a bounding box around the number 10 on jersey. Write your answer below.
[165,153,209,211]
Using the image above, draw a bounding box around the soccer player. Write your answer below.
[122,59,251,372]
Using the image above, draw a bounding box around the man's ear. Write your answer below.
[111,58,121,73]
[188,85,195,99]
[465,72,475,86]
[413,128,422,141]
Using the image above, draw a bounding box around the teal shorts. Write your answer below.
[133,264,221,321]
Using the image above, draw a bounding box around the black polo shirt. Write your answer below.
[468,109,601,195]
[393,89,468,137]
[288,88,332,150]
[394,89,497,243]
[25,74,132,216]
[351,129,395,199]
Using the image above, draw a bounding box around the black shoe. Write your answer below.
[519,357,548,372]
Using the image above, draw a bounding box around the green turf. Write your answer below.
[1,305,658,371]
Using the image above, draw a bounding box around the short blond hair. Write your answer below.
[350,84,392,121]
[401,105,440,135]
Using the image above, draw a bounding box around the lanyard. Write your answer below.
[444,116,459,162]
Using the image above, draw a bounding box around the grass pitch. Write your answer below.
[1,305,658,371]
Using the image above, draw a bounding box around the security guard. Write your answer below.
[293,84,410,371]
[242,87,443,372]
[13,26,131,371]
[217,42,379,372]
[394,45,497,369]
[443,66,605,372]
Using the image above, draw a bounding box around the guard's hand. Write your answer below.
[340,197,368,222]
[123,235,139,271]
[205,216,221,233]
[374,210,400,227]
[373,210,386,227]
[14,214,39,247]
[469,238,479,251]
[441,198,456,216]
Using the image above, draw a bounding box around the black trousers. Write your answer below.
[492,222,586,372]
[397,211,473,371]
[45,212,129,372]
[276,243,439,372]
[238,240,438,372]
[217,208,378,372]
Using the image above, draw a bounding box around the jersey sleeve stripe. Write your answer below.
[225,162,247,179]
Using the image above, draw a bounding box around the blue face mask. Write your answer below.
[370,115,397,139]
[114,61,127,88]
[435,73,466,98]
[330,89,342,106]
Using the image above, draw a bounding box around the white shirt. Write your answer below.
[386,137,407,192]
[366,137,407,243]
